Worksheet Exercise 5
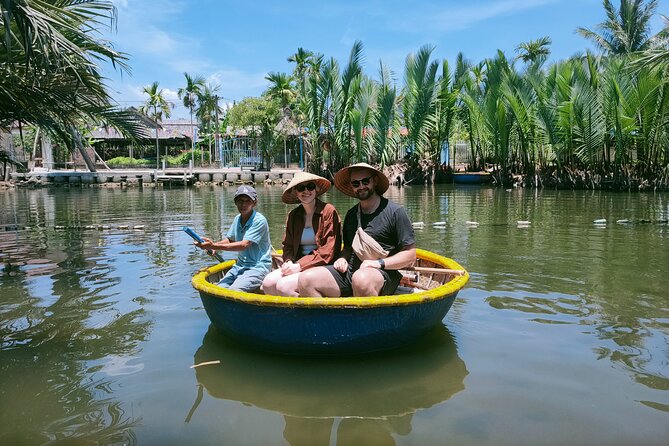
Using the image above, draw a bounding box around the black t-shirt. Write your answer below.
[342,197,416,267]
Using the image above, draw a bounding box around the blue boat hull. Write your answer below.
[192,249,469,355]
[200,291,457,354]
[453,172,492,184]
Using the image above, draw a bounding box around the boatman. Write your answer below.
[298,163,416,297]
[195,185,272,292]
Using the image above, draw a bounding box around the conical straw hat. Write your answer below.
[333,163,389,198]
[282,172,331,204]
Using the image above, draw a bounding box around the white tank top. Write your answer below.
[300,226,317,256]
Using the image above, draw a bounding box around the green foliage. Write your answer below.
[215,0,669,184]
[227,97,281,133]
[515,37,552,64]
[0,0,145,151]
[264,72,296,109]
[106,157,153,167]
[139,81,173,123]
[166,150,210,166]
[226,97,281,167]
[576,0,668,55]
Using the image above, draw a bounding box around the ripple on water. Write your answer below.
[2,185,669,443]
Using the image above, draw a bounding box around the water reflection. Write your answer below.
[191,325,468,445]
[0,196,152,444]
[2,185,669,443]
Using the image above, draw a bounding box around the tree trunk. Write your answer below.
[41,134,54,169]
[70,127,97,172]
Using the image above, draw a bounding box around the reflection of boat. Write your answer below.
[191,249,469,354]
[192,325,468,419]
[453,172,492,184]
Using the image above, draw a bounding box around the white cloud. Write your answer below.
[388,0,557,33]
[339,19,361,47]
[208,69,269,100]
[167,57,212,75]
[162,88,180,103]
[135,29,178,54]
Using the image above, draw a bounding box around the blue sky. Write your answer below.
[104,0,669,119]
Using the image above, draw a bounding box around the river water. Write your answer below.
[0,185,667,445]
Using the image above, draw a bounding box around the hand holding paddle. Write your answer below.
[183,227,224,262]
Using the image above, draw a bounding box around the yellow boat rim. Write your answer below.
[191,249,469,308]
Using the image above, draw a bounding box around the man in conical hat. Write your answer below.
[298,163,416,297]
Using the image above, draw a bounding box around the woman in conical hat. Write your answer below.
[262,172,342,297]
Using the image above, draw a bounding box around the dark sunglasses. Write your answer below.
[295,182,317,192]
[350,175,374,188]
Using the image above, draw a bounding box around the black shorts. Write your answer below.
[325,264,402,297]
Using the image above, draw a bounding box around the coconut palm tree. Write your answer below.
[196,83,222,163]
[265,72,296,110]
[349,76,376,163]
[576,0,668,55]
[0,0,143,171]
[431,59,459,179]
[402,45,439,167]
[139,81,173,169]
[515,36,552,64]
[178,73,205,165]
[371,62,399,167]
[332,41,364,170]
[288,48,316,95]
[299,58,334,172]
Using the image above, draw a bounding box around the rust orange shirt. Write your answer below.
[282,199,341,270]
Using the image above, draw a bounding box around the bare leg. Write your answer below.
[261,269,282,295]
[351,268,385,296]
[275,273,300,297]
[298,267,342,297]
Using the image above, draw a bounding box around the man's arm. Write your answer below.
[360,244,416,270]
[214,239,252,252]
[197,237,253,252]
[196,237,228,251]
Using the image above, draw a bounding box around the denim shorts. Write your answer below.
[218,265,268,292]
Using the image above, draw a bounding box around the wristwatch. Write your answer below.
[378,259,385,269]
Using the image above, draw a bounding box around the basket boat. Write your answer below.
[191,248,469,354]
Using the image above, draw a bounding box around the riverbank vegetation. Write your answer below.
[253,0,669,190]
[3,0,669,190]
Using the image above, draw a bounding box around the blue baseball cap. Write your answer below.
[234,185,257,201]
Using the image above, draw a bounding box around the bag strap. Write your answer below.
[356,204,362,229]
